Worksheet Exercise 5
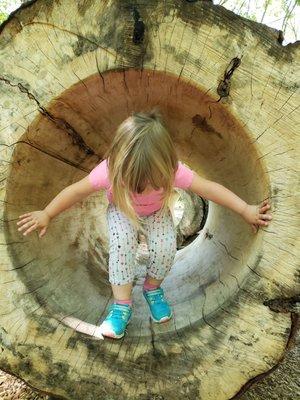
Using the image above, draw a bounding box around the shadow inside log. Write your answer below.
[4,69,268,340]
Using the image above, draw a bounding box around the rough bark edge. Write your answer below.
[230,297,300,399]
[1,0,300,54]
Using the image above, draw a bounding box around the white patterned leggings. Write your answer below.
[106,203,177,285]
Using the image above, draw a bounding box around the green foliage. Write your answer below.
[248,13,257,22]
[0,0,10,24]
[0,1,21,25]
[0,11,8,24]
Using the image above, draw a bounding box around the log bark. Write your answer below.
[0,1,299,399]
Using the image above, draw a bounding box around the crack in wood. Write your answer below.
[217,56,242,100]
[18,20,116,58]
[0,139,98,178]
[0,76,96,156]
[264,295,300,314]
[201,288,232,345]
[263,238,297,258]
[246,263,262,277]
[214,239,240,261]
[149,317,160,358]
[0,241,25,245]
[94,52,107,94]
[54,148,98,171]
[122,69,130,115]
[132,6,145,45]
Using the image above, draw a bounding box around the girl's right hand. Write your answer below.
[241,200,273,234]
[17,210,51,238]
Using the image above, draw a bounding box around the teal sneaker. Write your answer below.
[99,303,132,339]
[143,287,173,323]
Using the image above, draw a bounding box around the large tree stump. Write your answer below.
[0,1,299,399]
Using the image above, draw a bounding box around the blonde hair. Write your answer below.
[103,107,178,233]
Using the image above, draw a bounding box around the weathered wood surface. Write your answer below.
[1,319,299,400]
[0,0,299,399]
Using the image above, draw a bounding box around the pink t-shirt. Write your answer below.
[88,159,194,216]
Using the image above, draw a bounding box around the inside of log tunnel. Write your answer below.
[5,68,269,338]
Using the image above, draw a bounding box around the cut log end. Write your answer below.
[0,0,299,399]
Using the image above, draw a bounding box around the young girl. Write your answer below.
[16,108,273,340]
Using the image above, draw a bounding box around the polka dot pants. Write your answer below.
[106,203,177,285]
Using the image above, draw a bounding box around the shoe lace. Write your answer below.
[107,304,131,321]
[146,289,167,305]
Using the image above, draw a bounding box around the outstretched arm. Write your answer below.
[43,176,97,219]
[17,175,98,237]
[189,172,273,233]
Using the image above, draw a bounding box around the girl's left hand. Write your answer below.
[241,199,273,234]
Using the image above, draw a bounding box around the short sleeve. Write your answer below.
[173,162,194,189]
[88,159,109,190]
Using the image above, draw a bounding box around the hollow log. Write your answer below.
[0,1,299,399]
